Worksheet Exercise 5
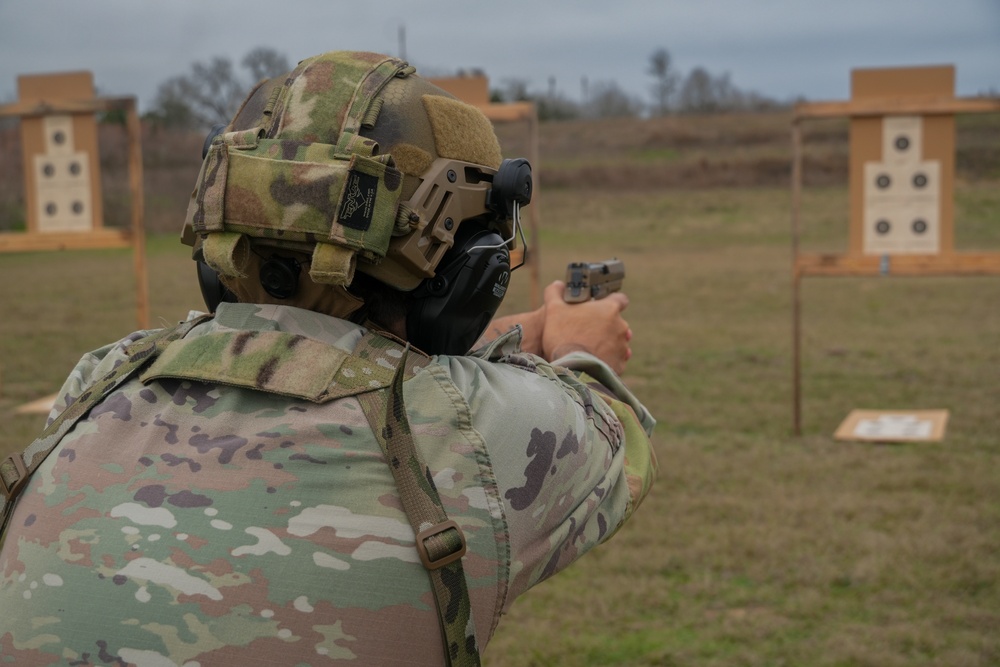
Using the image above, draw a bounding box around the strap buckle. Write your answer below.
[415,520,467,570]
[0,454,29,501]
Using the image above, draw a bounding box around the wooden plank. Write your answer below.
[852,65,954,100]
[15,393,58,415]
[478,101,535,122]
[0,96,135,118]
[0,230,132,252]
[795,96,1000,119]
[427,76,491,106]
[795,252,1000,277]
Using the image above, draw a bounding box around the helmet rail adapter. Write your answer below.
[182,51,531,329]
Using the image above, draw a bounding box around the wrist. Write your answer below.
[478,307,546,353]
[548,342,591,361]
[515,307,545,355]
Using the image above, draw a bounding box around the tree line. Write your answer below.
[142,46,787,129]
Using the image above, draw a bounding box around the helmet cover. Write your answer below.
[182,50,512,292]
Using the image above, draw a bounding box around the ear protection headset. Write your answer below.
[194,126,532,356]
[406,223,511,355]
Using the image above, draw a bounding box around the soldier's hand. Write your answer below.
[542,280,632,374]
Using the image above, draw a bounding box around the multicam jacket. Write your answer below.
[0,303,656,666]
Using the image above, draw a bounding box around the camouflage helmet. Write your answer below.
[183,50,524,293]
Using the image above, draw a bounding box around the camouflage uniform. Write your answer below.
[0,303,656,666]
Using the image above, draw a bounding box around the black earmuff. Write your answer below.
[407,224,511,356]
[202,124,227,160]
[487,158,532,217]
[405,159,530,355]
[259,256,302,300]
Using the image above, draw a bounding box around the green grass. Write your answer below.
[492,184,1000,666]
[1,184,999,666]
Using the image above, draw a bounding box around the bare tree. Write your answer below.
[647,48,679,116]
[150,48,290,129]
[536,90,580,121]
[711,72,750,111]
[678,67,718,113]
[498,77,532,103]
[586,80,644,119]
[677,67,784,113]
[242,47,291,84]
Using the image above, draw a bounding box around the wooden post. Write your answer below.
[791,119,803,436]
[125,98,150,329]
[526,106,542,309]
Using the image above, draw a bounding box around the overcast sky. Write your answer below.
[1,0,998,114]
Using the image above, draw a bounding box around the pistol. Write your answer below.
[563,259,625,303]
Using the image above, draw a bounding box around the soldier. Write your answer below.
[0,51,656,666]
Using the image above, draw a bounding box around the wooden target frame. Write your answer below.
[428,75,542,308]
[0,71,149,329]
[790,65,1000,435]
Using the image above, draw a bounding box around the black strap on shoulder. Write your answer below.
[353,333,481,667]
[0,315,213,542]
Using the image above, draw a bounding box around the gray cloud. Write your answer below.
[0,0,997,111]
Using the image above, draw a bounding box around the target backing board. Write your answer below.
[834,409,949,443]
[17,71,104,234]
[849,66,955,257]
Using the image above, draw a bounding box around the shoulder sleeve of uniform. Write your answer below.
[45,328,163,427]
[468,324,523,360]
[462,348,658,514]
[438,350,658,603]
[551,350,656,436]
[548,350,658,523]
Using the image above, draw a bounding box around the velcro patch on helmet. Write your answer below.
[388,143,434,178]
[422,95,503,169]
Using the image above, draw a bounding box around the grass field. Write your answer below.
[1,113,998,665]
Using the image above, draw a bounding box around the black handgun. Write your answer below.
[563,259,625,303]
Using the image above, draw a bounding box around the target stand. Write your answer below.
[790,65,1000,435]
[0,71,149,329]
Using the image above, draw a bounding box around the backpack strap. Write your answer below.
[354,333,481,667]
[0,314,213,542]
